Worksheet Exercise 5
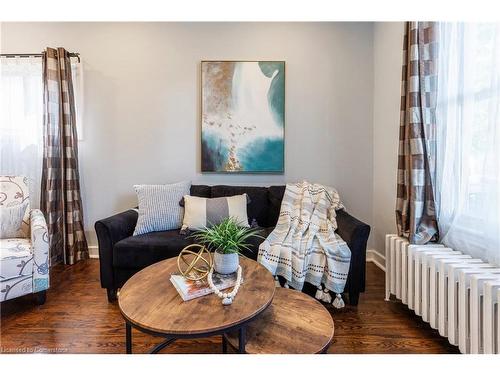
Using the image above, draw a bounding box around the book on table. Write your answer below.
[170,270,242,301]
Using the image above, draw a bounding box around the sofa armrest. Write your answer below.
[30,209,50,292]
[95,209,138,289]
[336,209,371,293]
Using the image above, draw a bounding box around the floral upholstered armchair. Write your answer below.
[0,176,49,304]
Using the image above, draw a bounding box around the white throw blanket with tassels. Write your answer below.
[257,181,351,308]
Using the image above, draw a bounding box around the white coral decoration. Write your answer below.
[207,265,243,305]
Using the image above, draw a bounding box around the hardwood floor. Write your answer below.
[0,260,459,354]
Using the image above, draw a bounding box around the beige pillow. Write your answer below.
[182,194,249,230]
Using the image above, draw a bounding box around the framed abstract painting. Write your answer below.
[201,61,285,173]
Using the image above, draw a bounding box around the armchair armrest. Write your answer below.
[94,209,138,289]
[335,209,371,295]
[30,209,50,292]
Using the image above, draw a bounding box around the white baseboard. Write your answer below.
[87,245,387,273]
[88,245,99,259]
[366,249,385,272]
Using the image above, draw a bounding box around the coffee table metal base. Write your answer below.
[125,321,247,354]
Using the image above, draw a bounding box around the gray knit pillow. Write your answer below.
[133,181,191,236]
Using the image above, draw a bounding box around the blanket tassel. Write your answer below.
[274,276,281,287]
[283,282,290,289]
[332,293,345,309]
[315,287,324,300]
[321,288,332,303]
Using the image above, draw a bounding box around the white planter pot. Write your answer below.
[213,251,239,274]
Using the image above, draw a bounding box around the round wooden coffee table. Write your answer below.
[118,256,275,354]
[225,288,334,353]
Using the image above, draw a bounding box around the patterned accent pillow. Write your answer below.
[182,194,250,231]
[0,201,29,239]
[133,181,191,236]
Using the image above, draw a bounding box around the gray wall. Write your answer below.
[372,22,404,257]
[1,22,374,246]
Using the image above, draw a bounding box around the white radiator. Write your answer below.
[385,234,500,354]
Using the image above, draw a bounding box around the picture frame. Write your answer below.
[200,60,285,174]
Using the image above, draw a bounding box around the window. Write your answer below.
[435,23,500,266]
[71,60,84,140]
[0,56,83,206]
[0,57,44,207]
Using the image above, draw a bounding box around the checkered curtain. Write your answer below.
[396,22,439,245]
[41,47,88,265]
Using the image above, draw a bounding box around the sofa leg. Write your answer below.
[107,288,118,302]
[349,291,360,306]
[34,290,47,305]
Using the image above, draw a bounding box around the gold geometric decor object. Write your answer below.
[177,244,213,281]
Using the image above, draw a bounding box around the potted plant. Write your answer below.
[191,217,264,274]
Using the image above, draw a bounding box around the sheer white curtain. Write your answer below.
[0,57,43,208]
[72,60,84,140]
[435,23,500,266]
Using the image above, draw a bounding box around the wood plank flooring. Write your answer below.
[0,260,459,354]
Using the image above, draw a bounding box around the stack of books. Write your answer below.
[170,270,242,301]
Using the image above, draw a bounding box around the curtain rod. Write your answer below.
[0,52,80,63]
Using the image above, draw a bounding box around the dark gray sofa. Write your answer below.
[95,185,370,305]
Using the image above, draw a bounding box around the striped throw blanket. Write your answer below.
[257,181,351,308]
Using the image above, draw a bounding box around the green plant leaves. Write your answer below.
[189,217,264,255]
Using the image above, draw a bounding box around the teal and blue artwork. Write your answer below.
[201,61,285,173]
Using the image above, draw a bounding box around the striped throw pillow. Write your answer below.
[182,194,250,231]
[133,181,191,236]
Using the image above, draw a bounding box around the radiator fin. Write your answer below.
[385,234,500,354]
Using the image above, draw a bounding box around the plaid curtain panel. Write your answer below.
[396,22,439,245]
[41,47,88,265]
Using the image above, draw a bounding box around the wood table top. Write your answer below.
[118,256,275,336]
[226,288,334,354]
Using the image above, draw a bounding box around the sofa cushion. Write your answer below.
[241,226,274,260]
[190,185,211,198]
[211,185,270,227]
[113,230,194,269]
[268,186,286,227]
[0,238,33,280]
[0,201,29,239]
[112,225,273,269]
[0,176,31,237]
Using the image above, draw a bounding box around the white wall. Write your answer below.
[372,22,404,257]
[1,22,374,246]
